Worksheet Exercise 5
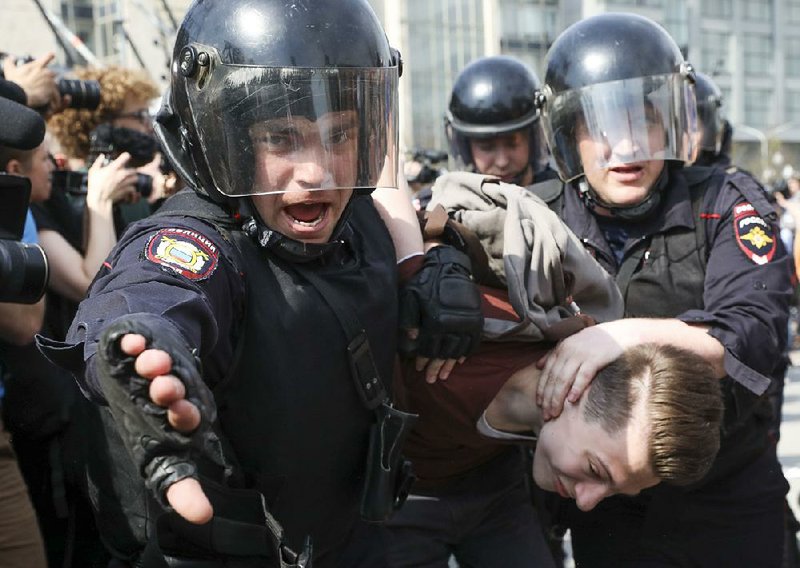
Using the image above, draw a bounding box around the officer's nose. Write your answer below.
[574,481,609,512]
[292,144,333,189]
[494,148,511,168]
[609,136,640,163]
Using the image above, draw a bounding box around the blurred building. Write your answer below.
[3,0,800,177]
[0,0,188,88]
[370,0,800,178]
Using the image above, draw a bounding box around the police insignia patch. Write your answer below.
[145,228,219,280]
[733,202,776,265]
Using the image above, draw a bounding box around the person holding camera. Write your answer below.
[0,78,49,568]
[0,59,139,566]
[48,64,179,222]
[2,52,69,118]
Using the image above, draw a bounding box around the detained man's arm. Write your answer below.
[371,162,425,262]
[484,361,542,434]
[536,318,725,420]
[0,299,45,346]
[373,163,479,381]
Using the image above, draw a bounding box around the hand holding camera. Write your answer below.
[87,152,141,209]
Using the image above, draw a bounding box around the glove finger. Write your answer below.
[398,290,422,330]
[397,332,419,358]
[439,334,464,360]
[418,332,442,359]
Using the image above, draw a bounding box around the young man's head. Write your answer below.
[445,55,549,186]
[0,137,54,203]
[533,343,722,512]
[155,0,400,247]
[537,13,698,220]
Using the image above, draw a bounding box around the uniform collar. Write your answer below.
[562,165,697,269]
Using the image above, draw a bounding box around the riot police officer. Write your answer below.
[37,0,483,566]
[531,13,792,567]
[445,55,555,186]
[692,71,733,169]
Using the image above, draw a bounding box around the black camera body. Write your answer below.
[52,124,159,198]
[0,174,48,304]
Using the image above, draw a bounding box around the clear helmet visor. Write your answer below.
[186,49,398,196]
[542,73,697,182]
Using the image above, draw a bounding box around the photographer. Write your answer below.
[0,61,132,566]
[48,64,178,225]
[0,80,48,568]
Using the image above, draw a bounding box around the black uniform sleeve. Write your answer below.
[677,171,792,395]
[61,215,246,402]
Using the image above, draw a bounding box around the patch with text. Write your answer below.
[145,228,219,280]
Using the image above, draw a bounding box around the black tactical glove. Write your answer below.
[398,245,483,359]
[95,314,229,507]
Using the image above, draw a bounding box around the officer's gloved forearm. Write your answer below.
[398,245,483,359]
[96,314,228,507]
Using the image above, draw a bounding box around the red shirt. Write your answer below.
[396,286,552,488]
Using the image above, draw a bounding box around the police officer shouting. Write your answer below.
[445,55,556,187]
[37,0,483,566]
[531,13,792,567]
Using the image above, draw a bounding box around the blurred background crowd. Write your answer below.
[3,1,800,567]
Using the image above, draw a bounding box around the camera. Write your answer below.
[0,53,101,110]
[57,77,101,111]
[0,173,48,304]
[52,123,161,198]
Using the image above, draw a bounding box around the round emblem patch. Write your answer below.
[733,202,776,265]
[145,228,219,280]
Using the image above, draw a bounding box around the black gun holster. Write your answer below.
[361,402,417,523]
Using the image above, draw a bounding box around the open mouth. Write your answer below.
[284,202,329,227]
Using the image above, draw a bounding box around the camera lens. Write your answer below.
[58,79,101,111]
[135,173,153,198]
[0,240,48,304]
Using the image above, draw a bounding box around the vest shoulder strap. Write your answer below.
[528,178,565,212]
[151,189,241,232]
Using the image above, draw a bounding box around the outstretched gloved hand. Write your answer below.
[96,315,229,524]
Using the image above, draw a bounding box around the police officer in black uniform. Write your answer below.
[445,55,556,187]
[692,71,733,169]
[36,0,483,566]
[531,13,792,567]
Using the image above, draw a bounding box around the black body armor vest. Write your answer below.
[217,196,398,555]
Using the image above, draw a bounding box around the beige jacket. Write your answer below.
[428,172,624,342]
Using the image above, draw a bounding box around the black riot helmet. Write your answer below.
[445,55,549,180]
[155,0,401,206]
[693,72,725,155]
[536,13,698,219]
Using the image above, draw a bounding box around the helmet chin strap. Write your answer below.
[240,195,356,263]
[577,165,670,222]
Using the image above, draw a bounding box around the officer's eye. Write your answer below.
[255,129,297,153]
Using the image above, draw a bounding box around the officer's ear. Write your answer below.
[5,157,25,176]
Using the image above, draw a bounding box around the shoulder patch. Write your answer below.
[733,202,776,265]
[145,228,219,280]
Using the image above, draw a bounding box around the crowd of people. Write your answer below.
[0,2,796,568]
